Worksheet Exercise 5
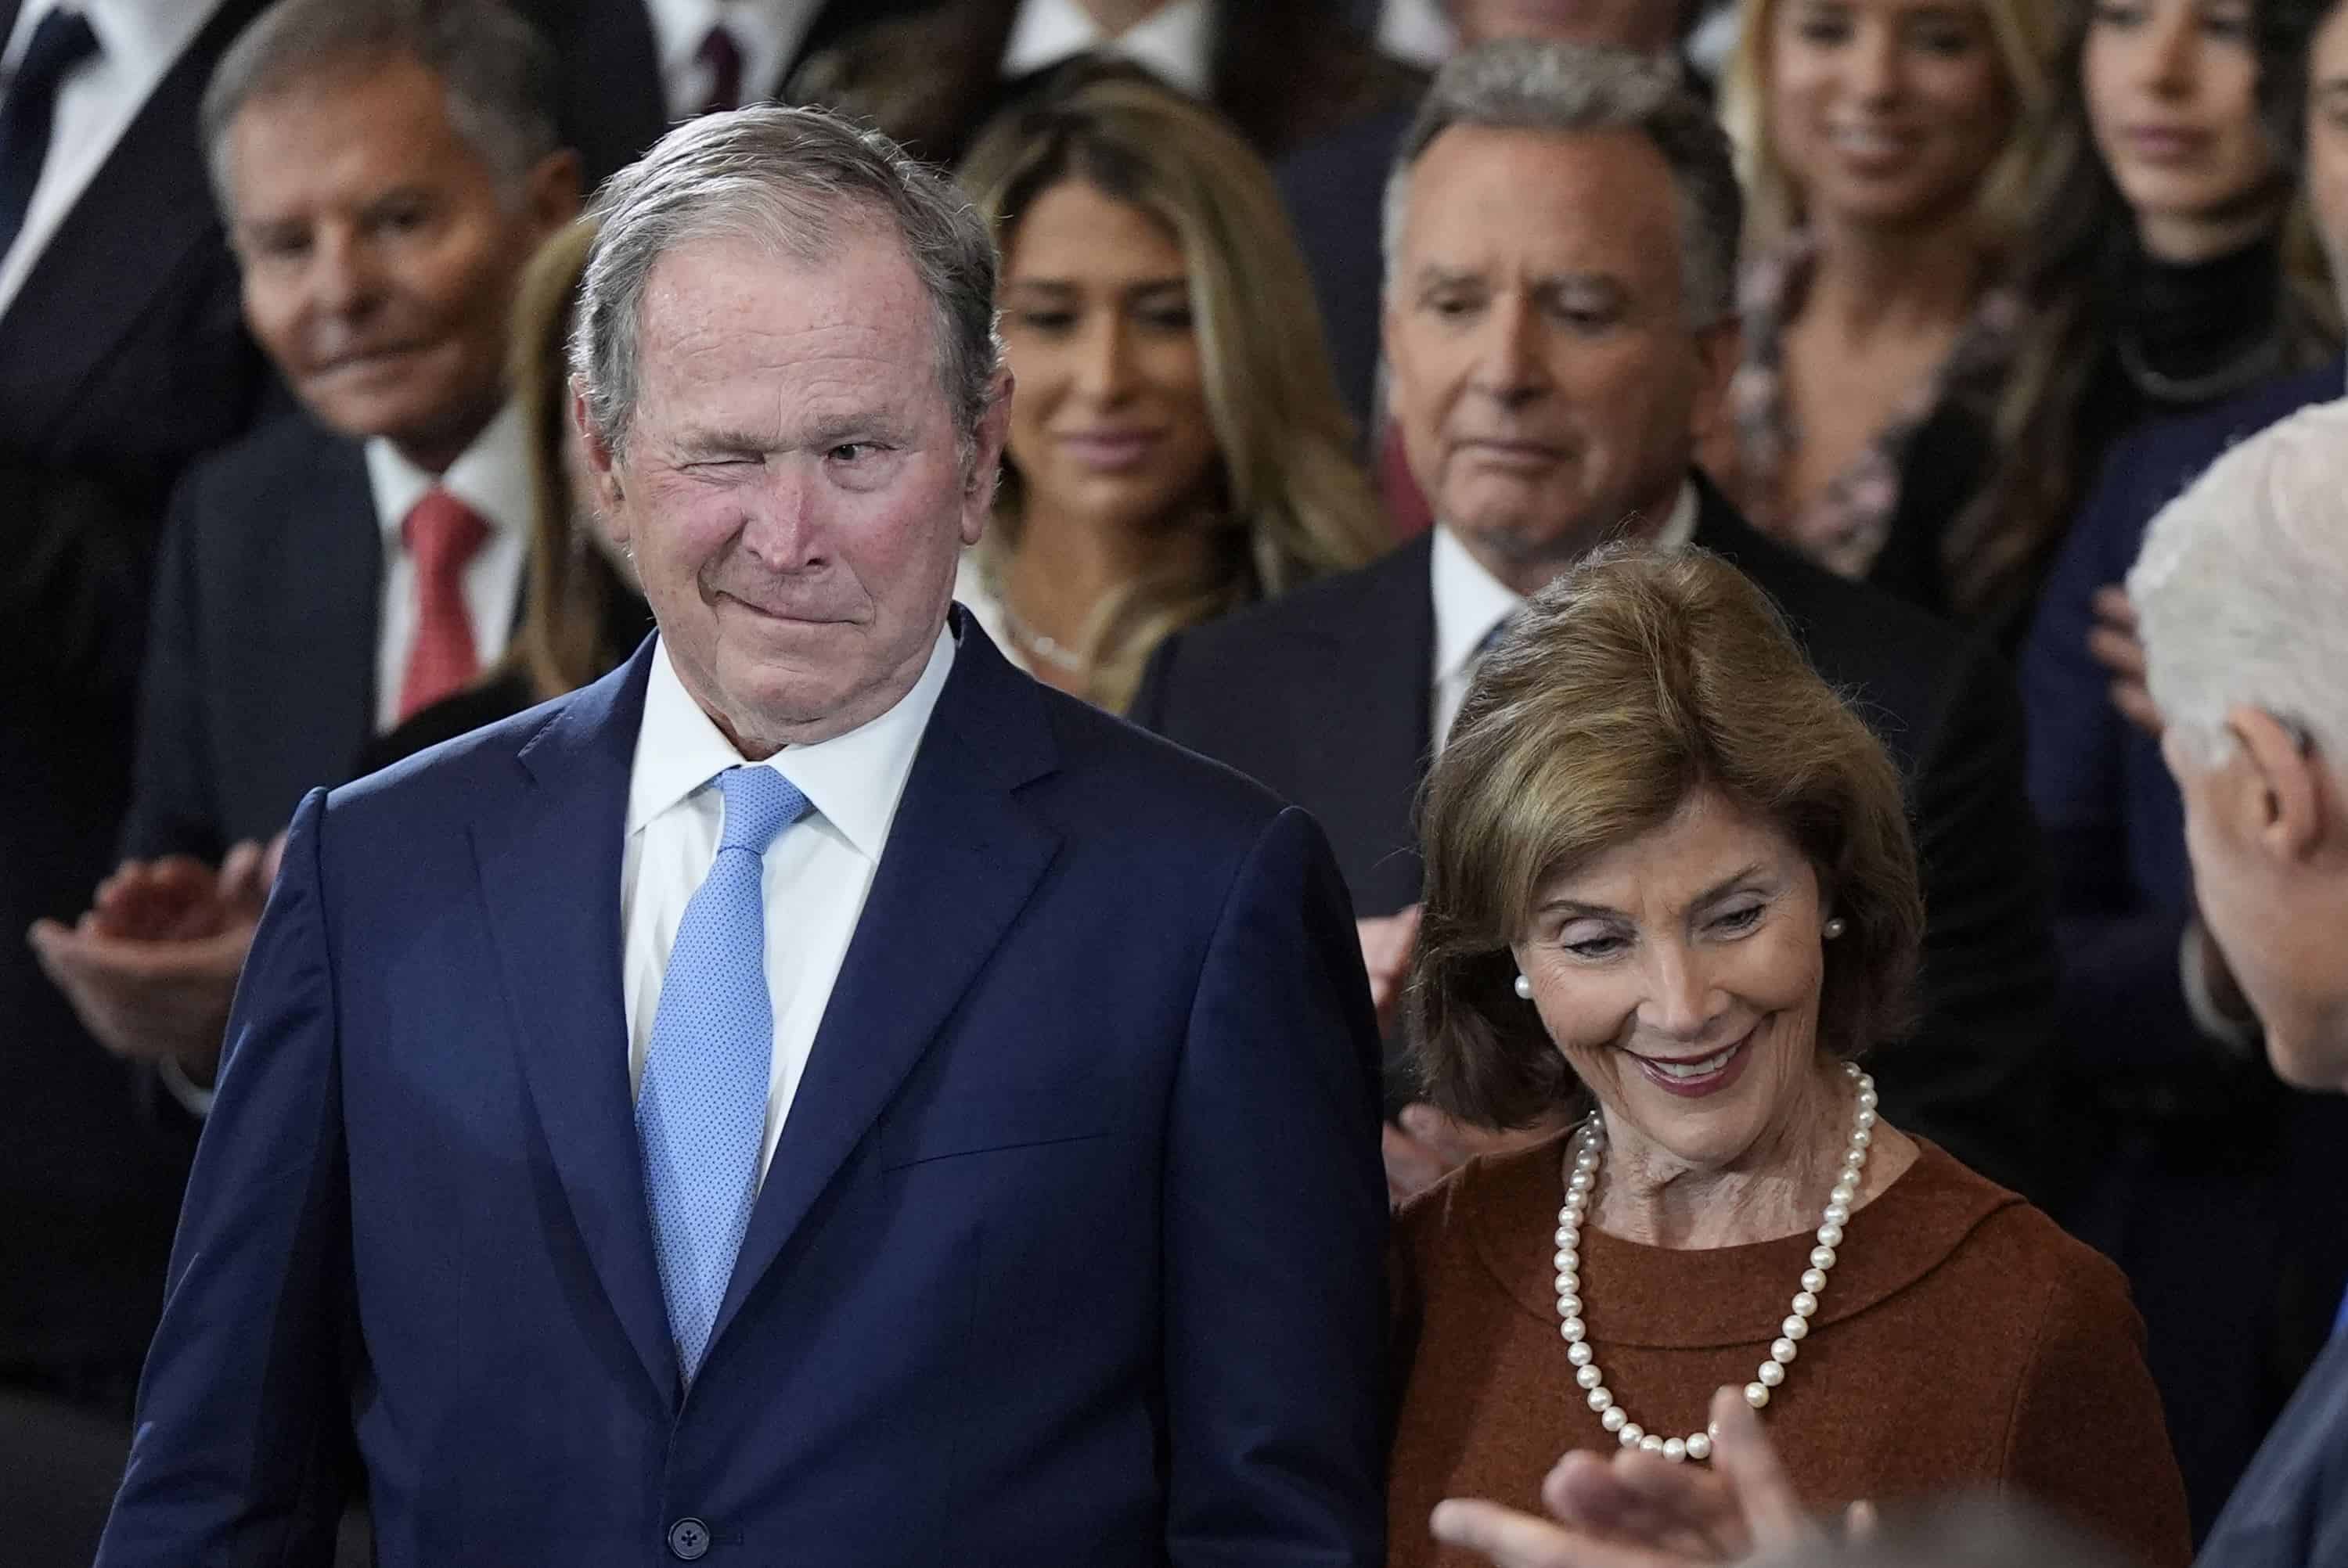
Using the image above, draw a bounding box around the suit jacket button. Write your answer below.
[668,1517,711,1559]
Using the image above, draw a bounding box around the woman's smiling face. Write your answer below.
[1511,788,1834,1172]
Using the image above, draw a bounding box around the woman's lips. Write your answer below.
[1056,430,1162,472]
[2119,126,2213,165]
[1629,1032,1754,1099]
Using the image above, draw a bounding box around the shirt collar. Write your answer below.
[365,401,534,547]
[1002,0,1215,97]
[5,0,216,77]
[643,0,812,74]
[1431,478,1702,685]
[625,624,958,860]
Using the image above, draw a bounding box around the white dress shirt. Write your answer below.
[0,0,222,315]
[1429,480,1699,747]
[622,625,956,1181]
[1002,0,1213,97]
[643,0,823,117]
[364,401,533,732]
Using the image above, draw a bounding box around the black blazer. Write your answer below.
[0,0,272,1384]
[1133,476,2067,1205]
[517,0,931,187]
[123,415,386,864]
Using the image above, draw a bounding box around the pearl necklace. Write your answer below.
[1551,1062,1878,1464]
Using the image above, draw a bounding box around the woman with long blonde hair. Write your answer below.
[1709,0,2057,622]
[955,65,1387,712]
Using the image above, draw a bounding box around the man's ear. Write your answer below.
[524,149,585,238]
[960,368,1015,548]
[572,379,628,544]
[2225,705,2328,865]
[1687,315,1744,451]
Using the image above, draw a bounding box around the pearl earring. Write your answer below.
[1823,918,1847,940]
[1514,973,1534,999]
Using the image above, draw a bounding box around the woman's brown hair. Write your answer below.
[956,67,1386,711]
[1957,0,2339,621]
[1407,549,1925,1129]
[504,215,638,701]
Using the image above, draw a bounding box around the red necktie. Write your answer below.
[696,23,745,116]
[397,488,489,722]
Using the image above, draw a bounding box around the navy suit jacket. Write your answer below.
[2197,1325,2348,1567]
[1133,476,2065,1206]
[96,620,1389,1567]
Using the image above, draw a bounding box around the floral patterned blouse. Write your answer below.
[1722,234,2018,581]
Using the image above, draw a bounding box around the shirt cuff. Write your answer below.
[157,1053,218,1119]
[2180,921,2262,1058]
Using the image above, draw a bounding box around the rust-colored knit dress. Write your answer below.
[1388,1136,2191,1568]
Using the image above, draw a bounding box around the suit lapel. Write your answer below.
[474,643,680,1408]
[709,625,1061,1355]
[1302,535,1435,916]
[0,0,261,438]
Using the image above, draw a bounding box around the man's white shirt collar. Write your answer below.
[1432,479,1700,691]
[365,400,534,546]
[626,625,956,860]
[3,0,203,75]
[1002,0,1214,97]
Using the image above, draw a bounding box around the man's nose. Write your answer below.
[304,227,386,320]
[1468,294,1547,405]
[736,461,826,567]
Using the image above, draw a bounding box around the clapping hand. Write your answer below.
[2087,586,2161,739]
[28,833,287,1084]
[1429,1386,1860,1568]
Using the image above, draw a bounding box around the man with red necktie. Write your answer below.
[31,0,578,1114]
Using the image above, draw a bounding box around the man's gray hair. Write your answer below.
[1382,41,1742,326]
[2129,398,2348,771]
[200,0,558,209]
[571,105,1003,461]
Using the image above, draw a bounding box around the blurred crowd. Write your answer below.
[6,0,2348,1562]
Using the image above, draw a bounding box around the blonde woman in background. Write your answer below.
[955,65,1387,713]
[1706,0,2055,624]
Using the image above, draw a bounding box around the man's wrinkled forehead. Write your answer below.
[1399,124,1680,268]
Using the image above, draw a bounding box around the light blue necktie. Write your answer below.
[637,764,809,1382]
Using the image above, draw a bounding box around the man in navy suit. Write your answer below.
[95,102,1388,1567]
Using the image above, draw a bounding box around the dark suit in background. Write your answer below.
[516,0,929,185]
[122,413,386,863]
[1135,476,2067,1207]
[0,2,272,1554]
[96,624,1388,1566]
[1275,105,1410,441]
[2022,363,2348,1539]
[790,0,1424,171]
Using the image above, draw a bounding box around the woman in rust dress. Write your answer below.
[1388,549,2189,1568]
